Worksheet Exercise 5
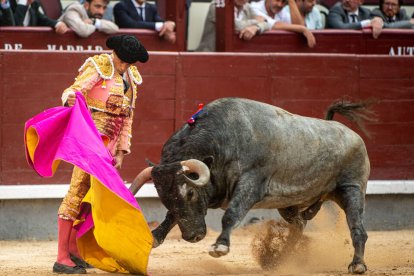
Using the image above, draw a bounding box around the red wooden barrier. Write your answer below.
[1,0,187,52]
[1,51,413,185]
[2,27,413,55]
[216,0,414,55]
[227,29,414,55]
[0,27,182,51]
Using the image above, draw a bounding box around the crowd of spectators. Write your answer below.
[0,0,177,41]
[1,0,414,48]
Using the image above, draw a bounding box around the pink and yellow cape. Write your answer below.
[24,92,152,274]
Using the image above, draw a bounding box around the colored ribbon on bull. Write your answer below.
[24,92,152,275]
[187,103,205,126]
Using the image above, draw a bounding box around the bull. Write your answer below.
[130,98,372,274]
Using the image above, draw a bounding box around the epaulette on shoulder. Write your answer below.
[78,53,114,80]
[128,65,143,85]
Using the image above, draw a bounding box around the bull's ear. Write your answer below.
[202,156,214,169]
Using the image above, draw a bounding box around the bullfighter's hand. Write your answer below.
[66,93,77,107]
[114,150,125,169]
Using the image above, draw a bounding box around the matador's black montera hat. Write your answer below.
[106,35,149,64]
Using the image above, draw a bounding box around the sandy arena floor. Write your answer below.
[0,208,413,276]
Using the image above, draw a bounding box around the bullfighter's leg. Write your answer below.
[209,177,264,258]
[152,211,177,248]
[335,185,368,274]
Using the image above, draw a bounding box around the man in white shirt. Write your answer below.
[250,0,316,47]
[282,0,324,29]
[250,0,291,28]
[59,0,119,38]
[196,0,269,51]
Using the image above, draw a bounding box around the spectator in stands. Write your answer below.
[371,0,414,28]
[10,0,68,33]
[283,0,324,29]
[250,0,316,47]
[59,0,119,38]
[196,0,269,51]
[326,0,384,38]
[54,34,148,274]
[113,0,176,44]
[1,0,15,25]
[185,0,192,42]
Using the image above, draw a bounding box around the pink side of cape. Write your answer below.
[24,92,140,236]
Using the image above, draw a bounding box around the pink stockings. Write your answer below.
[56,217,80,266]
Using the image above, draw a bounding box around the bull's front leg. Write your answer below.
[152,211,177,248]
[209,177,263,258]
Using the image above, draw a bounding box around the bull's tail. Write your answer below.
[325,98,377,138]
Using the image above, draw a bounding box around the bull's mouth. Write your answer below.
[178,219,207,243]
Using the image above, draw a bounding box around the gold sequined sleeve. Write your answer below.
[117,112,133,155]
[61,63,100,105]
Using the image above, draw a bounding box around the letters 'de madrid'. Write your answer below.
[3,43,104,51]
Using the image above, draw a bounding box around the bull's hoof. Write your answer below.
[152,239,160,248]
[152,235,163,248]
[348,262,367,274]
[208,244,229,258]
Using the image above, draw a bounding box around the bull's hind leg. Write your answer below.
[335,185,368,274]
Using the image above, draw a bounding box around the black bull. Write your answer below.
[130,98,373,274]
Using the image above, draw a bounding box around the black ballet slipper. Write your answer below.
[70,254,94,269]
[52,262,87,274]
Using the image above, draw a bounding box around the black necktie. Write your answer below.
[388,17,395,23]
[139,7,144,21]
[350,14,358,23]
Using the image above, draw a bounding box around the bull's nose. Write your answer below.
[193,234,204,242]
[183,232,205,243]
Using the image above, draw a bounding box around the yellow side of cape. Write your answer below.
[77,176,153,274]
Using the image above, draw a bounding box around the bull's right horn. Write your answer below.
[129,167,153,195]
[180,159,210,187]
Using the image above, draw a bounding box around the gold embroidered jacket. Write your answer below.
[62,54,143,155]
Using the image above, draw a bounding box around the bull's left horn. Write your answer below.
[129,167,153,195]
[180,159,210,187]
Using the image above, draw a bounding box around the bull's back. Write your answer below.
[204,98,369,207]
[204,98,364,159]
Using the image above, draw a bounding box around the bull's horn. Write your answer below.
[180,159,210,187]
[129,167,153,195]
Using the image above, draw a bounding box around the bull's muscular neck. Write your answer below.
[206,171,231,209]
[161,99,261,209]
